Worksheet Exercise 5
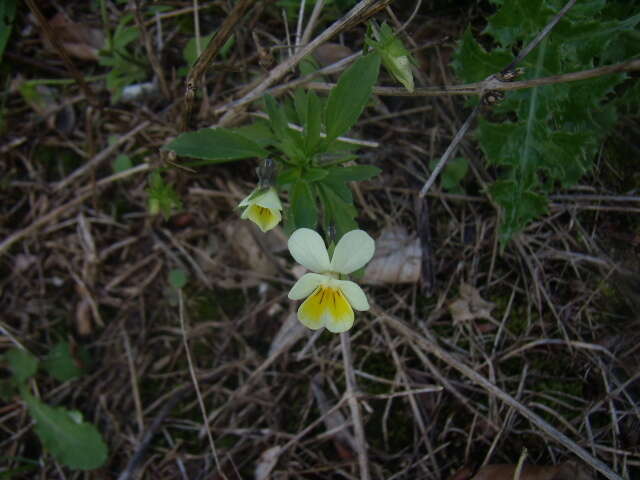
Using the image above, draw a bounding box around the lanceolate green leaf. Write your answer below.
[0,0,17,62]
[166,128,268,163]
[325,53,381,142]
[291,181,317,229]
[22,389,108,470]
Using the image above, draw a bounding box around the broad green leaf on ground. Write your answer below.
[324,53,381,142]
[291,181,317,229]
[43,342,87,382]
[5,349,39,383]
[166,128,268,163]
[232,120,277,149]
[22,389,108,470]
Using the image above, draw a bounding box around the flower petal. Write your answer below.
[245,204,281,232]
[288,228,331,273]
[330,230,375,274]
[337,280,369,311]
[255,187,282,211]
[297,287,326,330]
[324,288,355,333]
[288,273,327,300]
[297,286,354,333]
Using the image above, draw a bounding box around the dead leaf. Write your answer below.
[221,220,279,278]
[45,13,104,61]
[268,312,306,357]
[362,227,421,285]
[470,461,594,480]
[311,374,356,461]
[449,283,495,325]
[313,43,354,67]
[254,445,282,480]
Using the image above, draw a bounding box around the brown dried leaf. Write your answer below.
[449,283,495,325]
[254,445,282,480]
[46,13,104,61]
[362,227,421,285]
[313,43,354,67]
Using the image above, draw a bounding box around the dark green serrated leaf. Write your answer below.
[291,181,317,229]
[484,0,554,47]
[166,128,268,162]
[42,342,87,382]
[6,349,39,384]
[22,389,108,470]
[325,53,381,142]
[452,29,512,83]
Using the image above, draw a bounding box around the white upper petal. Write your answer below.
[330,230,375,274]
[337,280,369,311]
[288,273,327,300]
[288,228,331,273]
[255,188,282,210]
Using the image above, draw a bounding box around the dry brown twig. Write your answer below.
[216,0,393,126]
[379,308,623,480]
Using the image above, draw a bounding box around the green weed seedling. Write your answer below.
[2,344,107,470]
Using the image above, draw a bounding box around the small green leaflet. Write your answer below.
[22,389,108,470]
[5,348,39,384]
[166,128,268,163]
[325,53,381,142]
[43,342,87,382]
[169,268,188,289]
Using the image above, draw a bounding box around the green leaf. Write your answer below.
[484,0,554,47]
[318,185,358,239]
[303,167,328,182]
[42,342,87,382]
[112,154,132,173]
[169,268,188,289]
[22,390,108,470]
[265,94,289,141]
[304,91,323,155]
[277,167,301,186]
[291,181,317,229]
[166,128,268,163]
[5,349,39,383]
[0,0,17,62]
[325,53,381,142]
[452,29,512,83]
[325,165,381,182]
[146,171,182,218]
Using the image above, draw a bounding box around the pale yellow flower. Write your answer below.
[287,228,375,333]
[239,187,282,232]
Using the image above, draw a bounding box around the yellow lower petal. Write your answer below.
[246,204,281,232]
[298,286,354,333]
